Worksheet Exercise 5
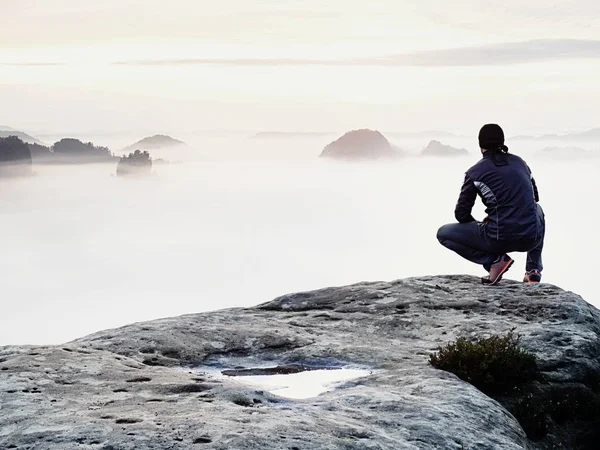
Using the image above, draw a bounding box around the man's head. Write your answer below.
[478,124,506,153]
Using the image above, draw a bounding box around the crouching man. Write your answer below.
[437,124,545,285]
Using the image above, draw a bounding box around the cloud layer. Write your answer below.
[116,39,600,67]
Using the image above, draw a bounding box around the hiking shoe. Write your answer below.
[481,254,514,286]
[523,269,542,284]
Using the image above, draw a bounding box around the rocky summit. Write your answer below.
[319,129,400,160]
[1,275,599,450]
[420,140,469,157]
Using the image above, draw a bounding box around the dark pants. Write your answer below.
[437,205,545,272]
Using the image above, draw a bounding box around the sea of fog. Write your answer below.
[1,135,598,345]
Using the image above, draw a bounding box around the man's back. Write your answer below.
[457,152,539,241]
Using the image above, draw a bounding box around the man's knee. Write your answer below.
[437,223,454,245]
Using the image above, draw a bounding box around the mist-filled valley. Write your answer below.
[5,4,600,448]
[1,133,598,345]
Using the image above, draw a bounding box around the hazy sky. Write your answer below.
[2,1,600,134]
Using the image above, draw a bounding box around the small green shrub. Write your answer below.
[430,330,538,395]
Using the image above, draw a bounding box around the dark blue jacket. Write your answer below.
[455,152,540,241]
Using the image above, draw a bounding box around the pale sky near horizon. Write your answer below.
[1,0,600,135]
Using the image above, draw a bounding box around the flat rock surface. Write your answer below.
[1,275,599,449]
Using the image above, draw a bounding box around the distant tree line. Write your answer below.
[1,136,155,179]
[30,138,117,164]
[116,150,152,177]
[0,136,33,177]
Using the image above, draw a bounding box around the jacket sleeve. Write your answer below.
[455,173,477,223]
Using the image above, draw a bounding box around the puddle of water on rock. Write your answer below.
[203,366,374,399]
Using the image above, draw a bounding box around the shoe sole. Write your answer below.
[487,258,515,286]
[524,272,542,284]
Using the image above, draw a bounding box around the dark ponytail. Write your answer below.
[490,144,509,166]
